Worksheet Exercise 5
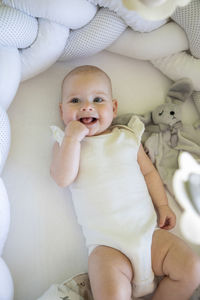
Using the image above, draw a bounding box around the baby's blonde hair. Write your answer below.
[61,65,113,98]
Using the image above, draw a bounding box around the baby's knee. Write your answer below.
[105,285,132,300]
[88,246,133,300]
[182,253,200,288]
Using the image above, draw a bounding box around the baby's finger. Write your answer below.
[162,217,175,230]
[159,216,166,228]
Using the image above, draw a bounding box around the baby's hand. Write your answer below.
[65,120,89,142]
[157,204,176,230]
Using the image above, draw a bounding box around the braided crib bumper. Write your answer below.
[0,107,11,299]
[0,0,199,298]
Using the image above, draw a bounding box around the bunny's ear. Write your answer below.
[166,78,193,104]
[137,112,152,125]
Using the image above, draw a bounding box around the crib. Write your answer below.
[0,0,200,299]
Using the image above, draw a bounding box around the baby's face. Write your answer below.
[60,72,117,136]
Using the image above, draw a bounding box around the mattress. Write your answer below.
[2,50,200,300]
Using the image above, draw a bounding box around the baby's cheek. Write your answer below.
[64,112,76,124]
[102,106,114,119]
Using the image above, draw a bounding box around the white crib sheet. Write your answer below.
[2,51,199,300]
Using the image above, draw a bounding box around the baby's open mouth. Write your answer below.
[79,117,98,125]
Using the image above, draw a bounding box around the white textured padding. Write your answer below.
[151,51,200,91]
[0,107,10,174]
[0,178,10,255]
[171,0,200,58]
[0,257,14,300]
[2,0,97,30]
[107,22,188,60]
[59,8,127,61]
[21,18,69,81]
[0,5,38,48]
[0,46,21,110]
[0,177,12,300]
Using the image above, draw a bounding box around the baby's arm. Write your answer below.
[137,144,176,230]
[50,121,89,187]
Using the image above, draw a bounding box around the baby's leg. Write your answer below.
[151,229,200,300]
[88,245,133,300]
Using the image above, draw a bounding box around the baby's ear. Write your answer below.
[139,112,152,125]
[59,102,63,119]
[112,99,118,117]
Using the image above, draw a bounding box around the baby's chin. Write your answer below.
[87,127,110,137]
[86,129,101,137]
[85,126,104,137]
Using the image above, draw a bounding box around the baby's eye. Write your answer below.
[158,110,164,116]
[93,97,103,103]
[70,98,80,103]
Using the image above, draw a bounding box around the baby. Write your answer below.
[50,65,200,300]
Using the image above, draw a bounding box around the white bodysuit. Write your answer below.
[51,116,157,298]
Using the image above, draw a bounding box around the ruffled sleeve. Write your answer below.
[50,125,65,147]
[127,115,145,145]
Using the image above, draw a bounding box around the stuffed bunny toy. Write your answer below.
[112,78,200,196]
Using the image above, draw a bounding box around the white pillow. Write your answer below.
[151,51,200,91]
[107,22,188,60]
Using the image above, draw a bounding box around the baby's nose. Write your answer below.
[170,111,175,115]
[80,102,94,112]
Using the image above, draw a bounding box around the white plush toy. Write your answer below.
[173,152,200,244]
[90,0,191,20]
[121,0,191,20]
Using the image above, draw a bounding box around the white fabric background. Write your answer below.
[2,51,200,300]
